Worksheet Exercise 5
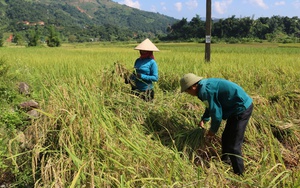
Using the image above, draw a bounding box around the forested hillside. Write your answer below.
[0,0,299,44]
[0,0,178,42]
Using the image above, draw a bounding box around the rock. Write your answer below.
[18,82,30,96]
[27,109,39,119]
[19,100,39,110]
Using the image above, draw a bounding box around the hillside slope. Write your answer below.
[2,0,178,35]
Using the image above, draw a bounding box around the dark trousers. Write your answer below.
[131,89,154,102]
[222,103,253,175]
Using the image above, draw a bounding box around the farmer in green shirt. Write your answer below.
[180,73,253,175]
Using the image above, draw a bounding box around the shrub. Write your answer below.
[46,26,61,47]
[0,33,4,47]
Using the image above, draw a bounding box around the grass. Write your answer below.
[0,42,299,187]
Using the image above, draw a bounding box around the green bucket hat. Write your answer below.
[180,73,203,92]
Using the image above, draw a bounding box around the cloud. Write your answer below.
[174,2,183,12]
[150,5,156,12]
[213,0,233,14]
[274,1,285,6]
[293,0,300,8]
[186,0,198,10]
[119,0,140,9]
[160,2,167,11]
[248,0,268,9]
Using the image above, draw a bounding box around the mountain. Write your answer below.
[0,0,178,41]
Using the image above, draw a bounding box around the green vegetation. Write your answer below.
[163,15,300,43]
[0,32,4,47]
[46,26,61,47]
[1,0,299,44]
[2,0,177,43]
[0,42,299,187]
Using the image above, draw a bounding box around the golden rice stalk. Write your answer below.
[113,62,136,87]
[174,127,205,152]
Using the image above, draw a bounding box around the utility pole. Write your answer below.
[205,0,212,62]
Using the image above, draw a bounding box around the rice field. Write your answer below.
[0,42,300,187]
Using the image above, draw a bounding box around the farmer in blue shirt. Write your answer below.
[130,38,159,101]
[180,73,253,175]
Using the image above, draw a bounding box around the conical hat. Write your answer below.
[180,73,203,92]
[134,38,160,52]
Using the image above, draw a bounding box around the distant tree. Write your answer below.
[188,15,205,38]
[0,32,4,47]
[13,33,24,46]
[268,16,284,34]
[237,17,254,38]
[164,18,189,40]
[26,27,40,47]
[283,16,300,35]
[212,18,224,38]
[221,16,239,38]
[250,17,270,39]
[46,26,61,47]
[68,35,77,43]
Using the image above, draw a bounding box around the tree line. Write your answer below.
[1,14,300,47]
[162,15,300,43]
[1,0,299,46]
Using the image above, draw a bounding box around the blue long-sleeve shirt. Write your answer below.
[197,78,253,133]
[133,58,158,91]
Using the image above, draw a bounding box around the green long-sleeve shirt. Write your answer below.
[198,78,253,133]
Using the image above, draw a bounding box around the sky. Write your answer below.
[112,0,300,21]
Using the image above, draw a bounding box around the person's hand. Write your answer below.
[199,120,206,129]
